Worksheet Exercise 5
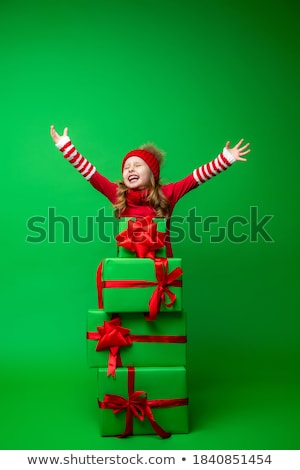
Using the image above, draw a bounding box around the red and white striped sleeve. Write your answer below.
[192,147,236,185]
[56,136,96,181]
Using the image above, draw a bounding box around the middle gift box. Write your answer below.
[97,258,183,321]
[87,309,187,374]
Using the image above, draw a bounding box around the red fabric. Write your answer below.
[98,366,188,438]
[220,152,230,168]
[126,189,150,206]
[64,146,75,159]
[61,141,72,152]
[202,164,210,180]
[90,172,198,256]
[60,140,232,255]
[212,158,220,174]
[130,334,186,342]
[81,159,90,173]
[59,140,234,256]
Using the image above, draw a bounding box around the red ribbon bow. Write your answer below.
[87,318,132,376]
[98,366,188,438]
[148,258,183,321]
[97,258,183,321]
[116,217,166,259]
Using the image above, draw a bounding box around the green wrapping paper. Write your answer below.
[116,217,167,258]
[87,309,187,369]
[97,366,189,436]
[98,258,183,315]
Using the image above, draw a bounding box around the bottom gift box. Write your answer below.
[97,366,189,438]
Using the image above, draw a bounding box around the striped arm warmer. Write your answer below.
[56,136,96,181]
[193,148,236,185]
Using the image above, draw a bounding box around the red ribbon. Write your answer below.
[116,217,166,259]
[87,317,187,376]
[86,317,132,377]
[97,258,183,321]
[98,366,188,439]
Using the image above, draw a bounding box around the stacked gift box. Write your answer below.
[86,217,189,438]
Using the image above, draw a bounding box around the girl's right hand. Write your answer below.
[50,125,68,144]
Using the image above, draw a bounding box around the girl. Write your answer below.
[50,125,250,256]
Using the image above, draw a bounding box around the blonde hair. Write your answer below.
[114,143,171,218]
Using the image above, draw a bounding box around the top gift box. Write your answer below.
[116,217,167,259]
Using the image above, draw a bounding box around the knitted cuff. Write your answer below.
[193,150,235,185]
[55,136,96,181]
[223,147,236,164]
[55,135,70,150]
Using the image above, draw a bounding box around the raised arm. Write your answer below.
[50,125,96,180]
[162,139,251,203]
[193,139,250,184]
[50,125,118,203]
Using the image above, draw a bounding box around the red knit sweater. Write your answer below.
[56,137,236,256]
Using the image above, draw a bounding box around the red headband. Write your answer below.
[122,149,160,182]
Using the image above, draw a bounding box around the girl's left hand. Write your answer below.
[50,125,68,145]
[226,139,251,162]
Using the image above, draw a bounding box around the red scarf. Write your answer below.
[126,189,150,207]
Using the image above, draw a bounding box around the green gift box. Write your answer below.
[97,366,189,437]
[116,217,167,258]
[97,258,183,320]
[87,309,187,372]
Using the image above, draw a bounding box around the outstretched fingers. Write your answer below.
[234,138,245,149]
[238,142,250,152]
[224,138,251,162]
[234,139,251,156]
[239,148,251,157]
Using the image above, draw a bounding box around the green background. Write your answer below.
[1,0,299,450]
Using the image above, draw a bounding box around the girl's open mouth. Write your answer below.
[128,175,139,182]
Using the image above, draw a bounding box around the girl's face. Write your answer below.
[122,156,152,190]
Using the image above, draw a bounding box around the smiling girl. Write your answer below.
[50,125,250,255]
